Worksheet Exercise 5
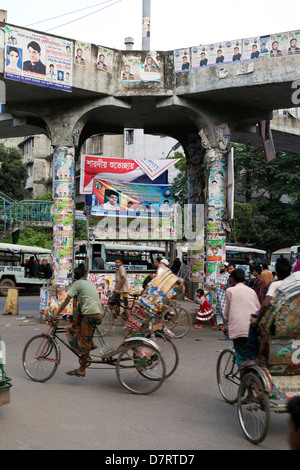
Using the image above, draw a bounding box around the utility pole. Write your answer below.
[142,0,151,51]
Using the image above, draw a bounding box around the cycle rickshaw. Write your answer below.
[23,267,181,394]
[217,273,300,444]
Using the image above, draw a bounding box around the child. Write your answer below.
[186,289,216,329]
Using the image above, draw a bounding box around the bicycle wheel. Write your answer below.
[216,349,240,404]
[147,331,179,378]
[237,371,270,444]
[116,342,166,394]
[163,305,191,338]
[99,306,115,336]
[22,334,60,382]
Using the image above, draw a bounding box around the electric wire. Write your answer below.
[44,0,123,32]
[25,1,116,27]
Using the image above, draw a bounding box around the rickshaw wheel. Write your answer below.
[237,371,270,444]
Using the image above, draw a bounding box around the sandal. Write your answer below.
[194,324,202,329]
[65,369,85,377]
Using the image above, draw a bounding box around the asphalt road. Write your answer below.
[0,295,291,451]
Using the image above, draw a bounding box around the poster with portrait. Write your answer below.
[191,45,212,69]
[259,35,271,56]
[97,46,113,73]
[142,17,151,39]
[91,179,173,217]
[288,31,300,56]
[225,39,243,63]
[74,41,91,66]
[121,56,141,83]
[4,25,73,92]
[242,37,261,61]
[269,32,289,58]
[141,52,161,82]
[174,48,191,73]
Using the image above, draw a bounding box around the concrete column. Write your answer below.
[52,145,75,287]
[203,123,231,286]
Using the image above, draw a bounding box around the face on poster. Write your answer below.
[192,45,212,69]
[288,31,300,55]
[174,49,191,73]
[121,57,141,82]
[4,26,73,91]
[270,32,289,57]
[97,46,113,73]
[74,41,91,66]
[242,37,261,61]
[91,179,173,217]
[141,52,161,82]
[142,17,151,39]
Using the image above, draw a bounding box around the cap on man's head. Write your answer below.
[160,258,169,266]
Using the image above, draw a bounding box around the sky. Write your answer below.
[2,0,300,51]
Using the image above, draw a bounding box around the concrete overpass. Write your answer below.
[1,17,300,286]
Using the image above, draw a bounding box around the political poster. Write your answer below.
[97,46,113,73]
[191,45,212,69]
[121,56,141,83]
[269,32,289,58]
[74,41,91,66]
[141,52,161,82]
[91,179,173,217]
[80,155,179,194]
[4,25,73,92]
[174,48,191,73]
[288,31,300,56]
[242,37,261,61]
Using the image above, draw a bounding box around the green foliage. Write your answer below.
[0,143,28,200]
[171,152,188,205]
[2,228,53,249]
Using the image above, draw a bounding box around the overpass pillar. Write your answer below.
[200,123,231,286]
[52,145,75,288]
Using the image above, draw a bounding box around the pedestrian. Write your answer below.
[212,263,230,330]
[293,259,300,273]
[241,257,292,368]
[51,264,103,377]
[226,262,236,288]
[261,262,274,287]
[114,258,130,318]
[250,264,268,304]
[224,269,260,367]
[287,396,300,450]
[194,288,216,329]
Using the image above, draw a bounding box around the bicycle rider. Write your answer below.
[51,263,103,377]
[114,258,130,318]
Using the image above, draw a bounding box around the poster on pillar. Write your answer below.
[4,25,73,92]
[52,148,75,286]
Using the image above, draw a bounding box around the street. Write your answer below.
[0,295,290,451]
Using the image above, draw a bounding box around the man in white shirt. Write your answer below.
[241,257,292,368]
[102,191,120,211]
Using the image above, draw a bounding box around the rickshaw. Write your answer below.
[217,272,300,444]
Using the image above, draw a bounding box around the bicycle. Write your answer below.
[22,316,166,395]
[160,301,192,338]
[99,293,140,336]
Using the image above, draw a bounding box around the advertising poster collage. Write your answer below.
[174,30,300,73]
[5,24,300,91]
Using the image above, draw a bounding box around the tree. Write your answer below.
[0,143,28,200]
[230,143,300,248]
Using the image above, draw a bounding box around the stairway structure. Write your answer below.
[0,192,53,240]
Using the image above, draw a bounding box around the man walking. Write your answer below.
[114,258,130,318]
[224,269,260,367]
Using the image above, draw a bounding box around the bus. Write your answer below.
[270,247,291,267]
[225,245,268,278]
[0,243,52,296]
[75,241,165,272]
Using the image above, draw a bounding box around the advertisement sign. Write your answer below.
[91,179,173,217]
[5,25,73,92]
[80,155,179,194]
